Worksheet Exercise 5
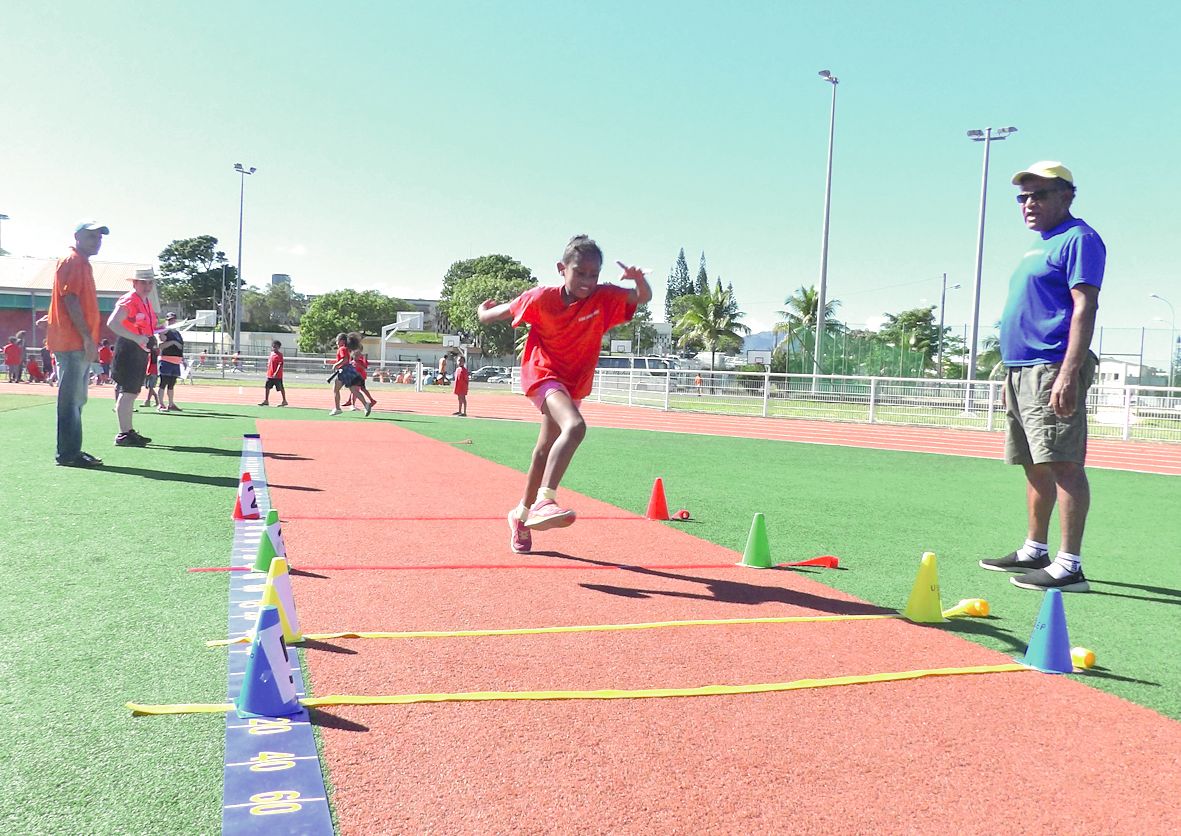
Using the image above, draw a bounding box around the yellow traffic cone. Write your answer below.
[903,552,946,622]
[943,598,990,618]
[259,557,302,643]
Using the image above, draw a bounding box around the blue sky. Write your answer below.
[3,1,1178,360]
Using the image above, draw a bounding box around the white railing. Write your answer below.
[507,368,1181,444]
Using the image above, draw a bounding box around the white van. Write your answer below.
[596,355,671,375]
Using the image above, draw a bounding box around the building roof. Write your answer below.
[0,255,152,295]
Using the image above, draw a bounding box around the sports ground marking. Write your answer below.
[218,435,333,835]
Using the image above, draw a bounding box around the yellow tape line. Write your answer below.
[206,613,908,647]
[127,663,1028,715]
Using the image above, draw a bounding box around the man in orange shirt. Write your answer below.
[47,221,107,467]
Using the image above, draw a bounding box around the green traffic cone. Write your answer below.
[738,513,773,568]
[252,509,284,573]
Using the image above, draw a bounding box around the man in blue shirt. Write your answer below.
[979,161,1104,593]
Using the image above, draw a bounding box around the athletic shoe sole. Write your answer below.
[1011,573,1090,593]
[524,508,576,531]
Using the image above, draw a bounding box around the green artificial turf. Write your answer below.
[1,391,1177,834]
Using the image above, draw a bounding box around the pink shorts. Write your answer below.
[527,380,583,412]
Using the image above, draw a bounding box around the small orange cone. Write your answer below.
[233,472,260,520]
[646,478,670,521]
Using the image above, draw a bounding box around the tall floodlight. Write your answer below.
[813,70,839,392]
[0,213,9,252]
[233,163,257,353]
[1151,293,1176,387]
[936,272,961,378]
[965,126,1016,406]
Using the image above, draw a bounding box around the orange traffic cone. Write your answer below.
[646,478,670,521]
[233,472,260,520]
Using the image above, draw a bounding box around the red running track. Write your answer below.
[4,381,1178,475]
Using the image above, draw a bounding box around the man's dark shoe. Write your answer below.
[979,551,1051,573]
[1010,567,1090,593]
[58,452,103,467]
[115,430,151,447]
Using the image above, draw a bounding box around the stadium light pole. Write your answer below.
[233,163,257,354]
[936,272,962,378]
[1151,293,1176,387]
[0,213,9,253]
[965,126,1016,407]
[812,69,839,393]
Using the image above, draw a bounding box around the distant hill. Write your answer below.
[743,331,777,351]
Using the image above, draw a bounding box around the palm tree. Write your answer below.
[675,280,751,370]
[775,285,841,372]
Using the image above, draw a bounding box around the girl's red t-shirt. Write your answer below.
[509,285,635,399]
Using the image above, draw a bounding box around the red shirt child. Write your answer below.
[267,347,284,379]
[97,343,113,364]
[509,284,635,400]
[3,341,21,366]
[452,362,469,396]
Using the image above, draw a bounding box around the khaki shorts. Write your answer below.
[1004,352,1097,465]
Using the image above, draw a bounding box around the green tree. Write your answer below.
[446,273,537,358]
[243,282,307,330]
[669,295,704,354]
[664,248,691,322]
[674,280,750,370]
[878,306,940,370]
[439,254,533,331]
[297,289,410,353]
[604,303,657,354]
[695,251,709,294]
[157,236,236,320]
[775,285,841,373]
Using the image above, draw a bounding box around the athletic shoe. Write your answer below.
[157,406,169,413]
[328,408,342,416]
[508,510,532,553]
[58,451,103,467]
[524,498,576,531]
[1011,567,1090,593]
[115,430,151,447]
[257,401,269,406]
[278,402,288,407]
[978,551,1051,573]
[167,404,182,411]
[364,400,373,416]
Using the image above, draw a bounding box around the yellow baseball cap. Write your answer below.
[1011,161,1074,185]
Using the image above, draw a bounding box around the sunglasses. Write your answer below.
[1016,188,1067,205]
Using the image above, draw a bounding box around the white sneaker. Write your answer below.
[328,408,342,416]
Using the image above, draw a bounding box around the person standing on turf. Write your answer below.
[259,340,289,406]
[47,221,108,468]
[452,352,469,416]
[107,268,157,447]
[478,234,650,553]
[979,161,1104,593]
[157,312,185,412]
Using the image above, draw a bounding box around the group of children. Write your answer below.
[328,332,376,416]
[4,336,53,384]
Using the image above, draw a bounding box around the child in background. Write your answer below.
[329,332,349,414]
[329,333,372,416]
[351,348,377,411]
[259,340,289,406]
[478,234,651,553]
[142,336,159,407]
[26,356,46,383]
[96,339,113,384]
[3,336,21,383]
[452,353,469,416]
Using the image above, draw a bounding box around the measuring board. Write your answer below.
[221,434,333,834]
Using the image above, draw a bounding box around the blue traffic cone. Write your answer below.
[1019,589,1073,674]
[235,605,301,718]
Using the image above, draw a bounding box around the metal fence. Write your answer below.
[511,368,1181,444]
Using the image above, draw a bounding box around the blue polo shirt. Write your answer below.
[1000,217,1105,366]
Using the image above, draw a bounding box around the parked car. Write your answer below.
[470,365,510,382]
